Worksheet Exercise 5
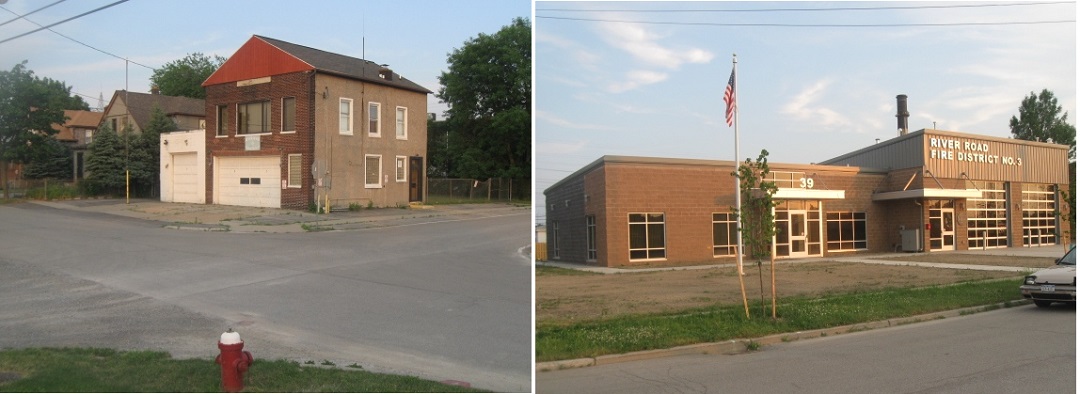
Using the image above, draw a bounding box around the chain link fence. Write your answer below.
[426,178,529,203]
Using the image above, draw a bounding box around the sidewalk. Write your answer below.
[538,245,1067,274]
[27,198,529,233]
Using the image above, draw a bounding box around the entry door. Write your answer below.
[930,208,956,251]
[941,209,955,251]
[789,210,809,257]
[408,156,423,202]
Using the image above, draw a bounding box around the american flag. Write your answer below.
[724,68,736,127]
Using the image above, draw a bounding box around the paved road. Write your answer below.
[0,202,532,392]
[537,304,1075,393]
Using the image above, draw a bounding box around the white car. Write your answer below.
[1020,246,1076,308]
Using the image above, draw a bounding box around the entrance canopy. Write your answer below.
[871,188,982,201]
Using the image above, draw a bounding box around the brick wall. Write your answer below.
[204,71,316,210]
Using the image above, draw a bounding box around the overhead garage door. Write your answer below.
[216,156,280,208]
[171,152,200,203]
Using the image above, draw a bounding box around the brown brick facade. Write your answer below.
[546,155,1071,268]
[204,71,316,210]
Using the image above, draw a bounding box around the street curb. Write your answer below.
[535,300,1029,372]
[163,224,230,232]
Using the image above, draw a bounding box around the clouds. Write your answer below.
[588,17,714,93]
[540,15,717,93]
[782,79,852,130]
[597,21,714,70]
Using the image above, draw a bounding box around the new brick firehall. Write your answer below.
[544,95,1072,268]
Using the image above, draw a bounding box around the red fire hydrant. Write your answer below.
[215,328,253,392]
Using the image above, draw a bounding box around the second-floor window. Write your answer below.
[339,98,353,135]
[368,102,381,137]
[216,105,228,136]
[282,97,296,132]
[238,101,270,134]
[395,106,407,139]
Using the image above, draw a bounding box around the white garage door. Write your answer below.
[171,152,200,204]
[216,156,280,208]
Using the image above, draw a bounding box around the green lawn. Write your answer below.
[537,279,1023,362]
[0,348,485,392]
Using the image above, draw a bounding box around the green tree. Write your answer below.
[437,17,530,195]
[85,123,127,195]
[1009,89,1076,160]
[22,137,72,180]
[149,52,226,99]
[732,149,780,319]
[128,106,175,196]
[0,61,83,197]
[426,115,451,177]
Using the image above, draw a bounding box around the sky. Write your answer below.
[534,1,1076,224]
[0,0,530,118]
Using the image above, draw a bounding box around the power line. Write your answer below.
[536,15,1075,28]
[538,1,1074,13]
[0,0,130,45]
[0,2,154,70]
[0,0,66,28]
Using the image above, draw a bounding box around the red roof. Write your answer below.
[202,36,314,86]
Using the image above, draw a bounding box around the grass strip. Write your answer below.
[536,279,1022,362]
[0,348,485,392]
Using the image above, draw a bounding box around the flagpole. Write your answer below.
[733,54,743,277]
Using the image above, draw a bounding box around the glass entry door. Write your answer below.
[789,210,809,257]
[930,204,955,251]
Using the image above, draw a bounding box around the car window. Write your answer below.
[1060,247,1076,266]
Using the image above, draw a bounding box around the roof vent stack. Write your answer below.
[896,94,909,136]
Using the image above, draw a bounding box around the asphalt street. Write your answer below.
[0,202,532,392]
[537,304,1075,393]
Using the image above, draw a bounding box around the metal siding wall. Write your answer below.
[924,133,1068,183]
[825,134,924,170]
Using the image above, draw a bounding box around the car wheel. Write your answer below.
[1034,300,1053,308]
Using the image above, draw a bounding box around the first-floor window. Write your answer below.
[395,156,407,182]
[287,154,302,188]
[365,154,382,188]
[551,221,560,259]
[712,212,737,256]
[826,212,867,251]
[629,213,665,260]
[586,215,597,261]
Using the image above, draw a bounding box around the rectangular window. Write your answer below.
[395,156,407,182]
[282,97,296,132]
[216,105,228,136]
[826,212,868,252]
[238,101,270,134]
[288,154,302,188]
[395,106,407,139]
[551,221,560,259]
[629,213,666,260]
[712,212,738,256]
[85,130,93,144]
[586,215,597,261]
[339,98,353,135]
[368,102,381,137]
[365,154,382,188]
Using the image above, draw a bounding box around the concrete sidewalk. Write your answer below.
[537,244,1068,274]
[26,198,529,233]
